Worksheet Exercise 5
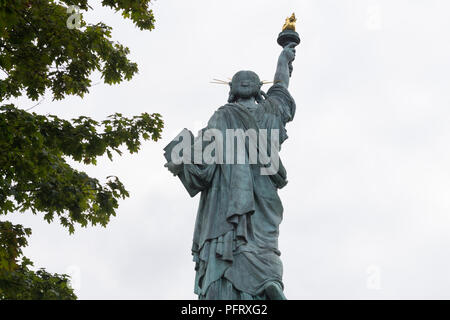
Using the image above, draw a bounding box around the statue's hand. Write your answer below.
[280,43,296,63]
[164,161,183,176]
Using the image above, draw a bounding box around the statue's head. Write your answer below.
[228,70,263,103]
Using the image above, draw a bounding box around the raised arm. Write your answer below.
[273,43,297,89]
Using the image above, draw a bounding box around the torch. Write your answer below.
[277,13,301,76]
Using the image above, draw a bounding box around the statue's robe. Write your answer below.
[179,84,296,299]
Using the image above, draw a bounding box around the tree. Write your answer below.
[0,221,76,299]
[0,0,163,299]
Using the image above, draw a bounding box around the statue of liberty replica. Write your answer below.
[164,14,300,300]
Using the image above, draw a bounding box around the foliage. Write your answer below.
[0,0,155,100]
[0,221,76,300]
[0,0,161,299]
[0,104,163,232]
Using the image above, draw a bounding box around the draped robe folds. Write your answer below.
[178,84,296,299]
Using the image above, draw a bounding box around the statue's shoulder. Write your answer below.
[208,103,254,128]
[266,84,296,109]
[206,104,234,128]
[213,103,243,117]
[267,83,293,98]
[217,103,238,111]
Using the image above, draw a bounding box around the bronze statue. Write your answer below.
[164,14,301,300]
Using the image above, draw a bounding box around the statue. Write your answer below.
[164,14,300,300]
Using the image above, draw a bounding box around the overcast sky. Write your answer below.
[6,0,450,299]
